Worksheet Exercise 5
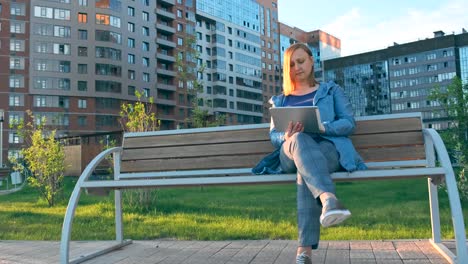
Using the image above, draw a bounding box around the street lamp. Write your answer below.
[0,109,3,168]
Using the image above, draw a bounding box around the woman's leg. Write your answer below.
[280,133,338,198]
[279,133,346,263]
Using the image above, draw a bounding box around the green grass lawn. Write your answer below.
[0,176,466,241]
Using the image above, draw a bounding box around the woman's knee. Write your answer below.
[289,132,314,145]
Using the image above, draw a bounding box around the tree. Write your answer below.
[429,76,468,156]
[430,76,468,201]
[119,90,160,210]
[119,90,159,132]
[175,35,225,128]
[9,111,65,206]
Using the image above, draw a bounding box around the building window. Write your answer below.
[35,96,47,107]
[142,26,149,36]
[78,99,87,109]
[78,13,87,23]
[9,75,24,88]
[78,46,88,56]
[177,9,182,17]
[54,8,71,20]
[78,29,88,40]
[77,81,87,91]
[11,3,26,16]
[78,64,88,74]
[9,57,24,70]
[142,57,149,67]
[128,70,135,80]
[9,133,21,144]
[54,25,71,38]
[143,73,150,82]
[142,11,149,21]
[128,54,135,64]
[127,38,135,48]
[177,37,183,46]
[177,23,183,32]
[143,88,150,97]
[128,6,135,16]
[78,116,87,126]
[142,42,149,51]
[10,21,25,33]
[10,39,25,52]
[59,61,71,73]
[95,14,121,28]
[53,43,71,55]
[79,0,88,6]
[128,86,136,96]
[9,94,22,106]
[128,22,135,32]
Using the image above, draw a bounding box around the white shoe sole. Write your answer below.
[320,209,351,227]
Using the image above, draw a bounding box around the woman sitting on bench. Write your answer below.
[253,43,367,264]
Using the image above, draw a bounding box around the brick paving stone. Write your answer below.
[376,260,403,264]
[373,249,402,259]
[325,249,350,264]
[372,241,396,250]
[328,241,350,250]
[350,249,375,259]
[0,240,463,264]
[351,259,377,264]
[402,260,431,264]
[350,241,373,250]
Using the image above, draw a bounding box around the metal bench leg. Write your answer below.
[60,147,131,264]
[424,129,468,264]
[428,178,442,243]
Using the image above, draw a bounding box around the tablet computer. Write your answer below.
[269,106,322,133]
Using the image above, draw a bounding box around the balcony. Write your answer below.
[156,52,176,63]
[157,68,176,77]
[155,22,175,34]
[156,83,176,92]
[155,8,175,20]
[156,98,176,106]
[155,37,176,48]
[157,0,175,5]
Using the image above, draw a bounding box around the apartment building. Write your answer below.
[323,30,468,129]
[1,0,158,162]
[190,0,281,125]
[278,23,341,81]
[0,0,286,167]
[0,0,30,164]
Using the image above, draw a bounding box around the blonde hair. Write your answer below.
[282,43,318,95]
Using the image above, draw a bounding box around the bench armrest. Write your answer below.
[60,146,122,263]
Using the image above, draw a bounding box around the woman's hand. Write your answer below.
[284,121,304,141]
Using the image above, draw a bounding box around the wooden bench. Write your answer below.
[60,112,467,264]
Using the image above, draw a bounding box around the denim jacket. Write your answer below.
[252,81,367,174]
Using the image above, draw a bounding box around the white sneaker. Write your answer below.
[320,198,351,227]
[296,252,312,264]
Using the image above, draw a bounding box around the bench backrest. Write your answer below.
[121,113,424,173]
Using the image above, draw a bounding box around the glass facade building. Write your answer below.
[460,46,468,86]
[193,0,280,125]
[324,31,468,129]
[325,61,390,116]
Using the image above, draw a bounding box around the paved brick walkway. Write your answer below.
[0,239,462,264]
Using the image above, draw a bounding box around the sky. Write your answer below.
[277,0,468,56]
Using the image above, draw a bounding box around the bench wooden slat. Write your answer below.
[121,115,427,172]
[350,131,424,148]
[122,141,275,160]
[121,154,268,173]
[354,117,422,135]
[124,128,269,149]
[357,145,426,162]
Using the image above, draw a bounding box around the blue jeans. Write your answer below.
[279,133,340,248]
